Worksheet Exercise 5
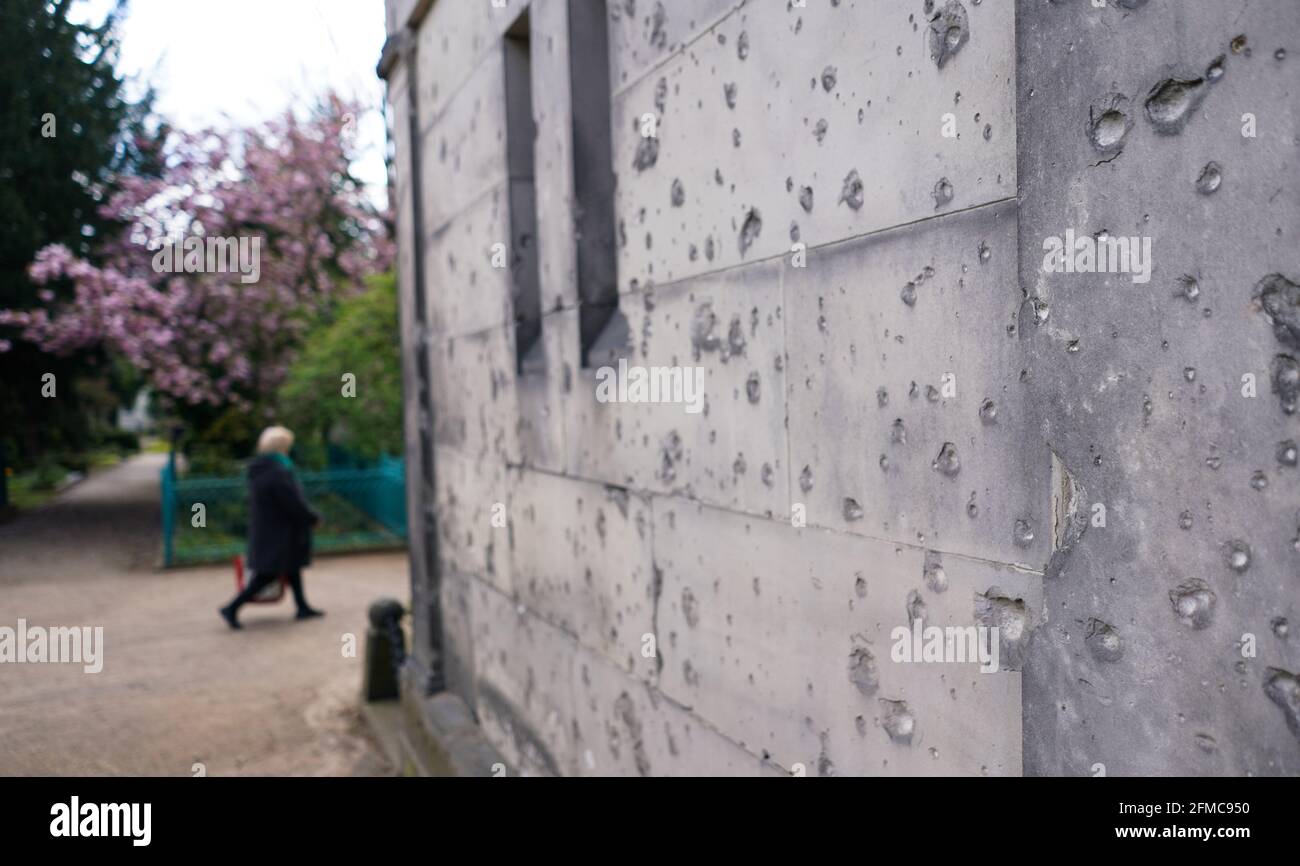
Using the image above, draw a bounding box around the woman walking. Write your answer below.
[219,426,324,629]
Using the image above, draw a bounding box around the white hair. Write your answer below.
[256,425,294,455]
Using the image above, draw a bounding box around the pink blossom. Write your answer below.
[0,95,392,410]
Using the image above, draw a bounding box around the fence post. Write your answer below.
[160,460,175,567]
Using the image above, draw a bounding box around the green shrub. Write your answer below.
[31,459,68,491]
[278,272,402,462]
[96,428,140,455]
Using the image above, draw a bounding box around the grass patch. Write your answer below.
[4,448,128,510]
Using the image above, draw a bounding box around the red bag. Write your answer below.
[233,555,287,604]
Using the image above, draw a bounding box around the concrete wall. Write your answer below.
[381,0,1300,775]
[1017,0,1300,777]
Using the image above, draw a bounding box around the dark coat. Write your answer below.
[246,455,319,575]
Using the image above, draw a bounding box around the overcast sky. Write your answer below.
[73,0,390,204]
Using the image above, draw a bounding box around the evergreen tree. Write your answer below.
[0,0,164,462]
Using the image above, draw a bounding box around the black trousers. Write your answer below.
[227,569,310,613]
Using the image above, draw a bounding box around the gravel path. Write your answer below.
[0,453,403,776]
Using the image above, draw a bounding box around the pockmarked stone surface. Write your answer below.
[382,0,1299,776]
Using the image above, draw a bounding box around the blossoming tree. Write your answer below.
[1,95,393,438]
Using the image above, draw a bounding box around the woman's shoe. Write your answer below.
[219,606,242,630]
[295,607,325,620]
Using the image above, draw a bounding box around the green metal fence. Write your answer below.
[160,453,407,567]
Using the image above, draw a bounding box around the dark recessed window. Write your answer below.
[569,0,619,368]
[504,10,542,372]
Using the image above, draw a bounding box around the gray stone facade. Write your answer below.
[379,0,1299,776]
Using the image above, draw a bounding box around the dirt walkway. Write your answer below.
[0,453,405,776]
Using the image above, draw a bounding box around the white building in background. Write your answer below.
[115,388,153,434]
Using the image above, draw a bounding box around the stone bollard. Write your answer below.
[363,597,406,702]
